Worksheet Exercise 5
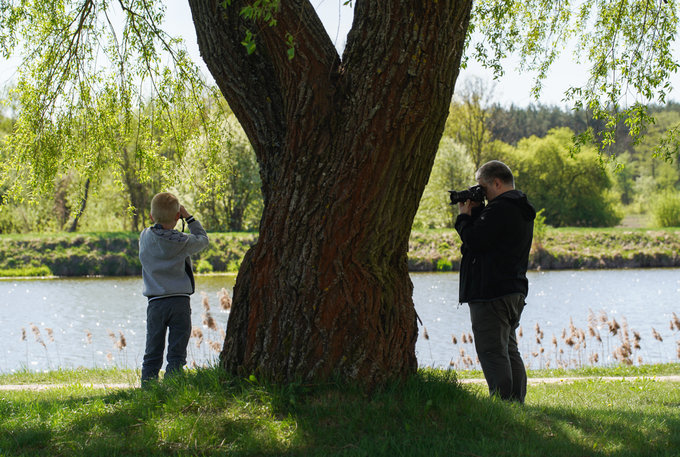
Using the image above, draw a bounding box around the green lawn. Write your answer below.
[1,366,679,456]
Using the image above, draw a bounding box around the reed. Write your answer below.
[447,309,680,372]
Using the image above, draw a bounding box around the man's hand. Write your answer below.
[179,205,190,219]
[458,199,481,216]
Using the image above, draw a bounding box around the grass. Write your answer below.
[1,366,679,456]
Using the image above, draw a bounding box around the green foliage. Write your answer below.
[506,128,622,227]
[652,190,680,227]
[179,113,262,232]
[445,77,498,169]
[532,208,548,250]
[413,137,474,229]
[0,265,51,277]
[435,258,453,271]
[467,0,679,157]
[194,259,214,274]
[0,0,230,230]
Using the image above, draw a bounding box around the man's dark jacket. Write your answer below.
[455,189,536,303]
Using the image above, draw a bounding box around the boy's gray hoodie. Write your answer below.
[139,218,209,299]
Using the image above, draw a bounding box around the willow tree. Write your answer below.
[1,0,678,387]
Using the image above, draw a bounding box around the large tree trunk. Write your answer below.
[189,0,472,386]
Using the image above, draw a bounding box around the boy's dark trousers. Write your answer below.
[469,293,527,403]
[141,296,192,383]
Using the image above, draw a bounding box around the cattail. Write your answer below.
[536,337,541,344]
[638,356,643,365]
[539,347,544,354]
[588,309,596,327]
[423,327,429,340]
[30,323,46,348]
[518,327,523,338]
[449,359,455,367]
[203,312,218,331]
[192,327,204,349]
[633,331,641,350]
[20,327,26,342]
[608,319,620,336]
[677,341,680,360]
[652,328,663,342]
[451,334,458,345]
[208,341,222,353]
[118,331,127,350]
[202,292,210,311]
[673,312,680,330]
[569,318,577,337]
[107,330,117,345]
[85,330,93,345]
[459,348,466,357]
[561,328,567,339]
[462,334,468,344]
[565,337,575,347]
[45,328,55,343]
[552,335,557,347]
[219,288,232,310]
[467,333,474,344]
[106,352,113,362]
[588,326,597,338]
[599,311,608,323]
[590,353,599,364]
[532,351,538,357]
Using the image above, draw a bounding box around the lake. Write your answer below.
[1,269,679,374]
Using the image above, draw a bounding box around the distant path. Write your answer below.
[0,382,138,391]
[459,375,680,385]
[1,375,679,391]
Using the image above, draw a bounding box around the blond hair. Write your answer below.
[150,192,180,225]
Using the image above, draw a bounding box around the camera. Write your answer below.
[449,185,485,205]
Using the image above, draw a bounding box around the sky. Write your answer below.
[160,1,630,108]
[1,1,677,108]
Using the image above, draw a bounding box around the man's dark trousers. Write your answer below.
[469,293,527,403]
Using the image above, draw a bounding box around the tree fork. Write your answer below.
[189,0,472,387]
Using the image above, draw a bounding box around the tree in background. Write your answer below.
[1,0,677,387]
[445,76,497,169]
[182,113,262,233]
[506,128,622,227]
[413,137,475,229]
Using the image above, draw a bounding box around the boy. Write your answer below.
[139,192,209,384]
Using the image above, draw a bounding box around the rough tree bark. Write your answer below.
[188,0,472,387]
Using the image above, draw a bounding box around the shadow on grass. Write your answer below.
[1,368,678,456]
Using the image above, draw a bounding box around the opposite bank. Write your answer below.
[1,228,679,277]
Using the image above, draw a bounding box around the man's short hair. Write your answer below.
[150,192,180,225]
[476,160,515,187]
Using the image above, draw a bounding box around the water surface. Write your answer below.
[2,269,678,373]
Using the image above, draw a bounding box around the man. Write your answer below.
[455,160,536,403]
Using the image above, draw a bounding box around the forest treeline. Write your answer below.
[1,85,679,234]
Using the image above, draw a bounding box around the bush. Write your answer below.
[653,191,680,227]
[436,258,453,271]
[194,259,214,274]
[506,128,622,227]
[0,265,52,277]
